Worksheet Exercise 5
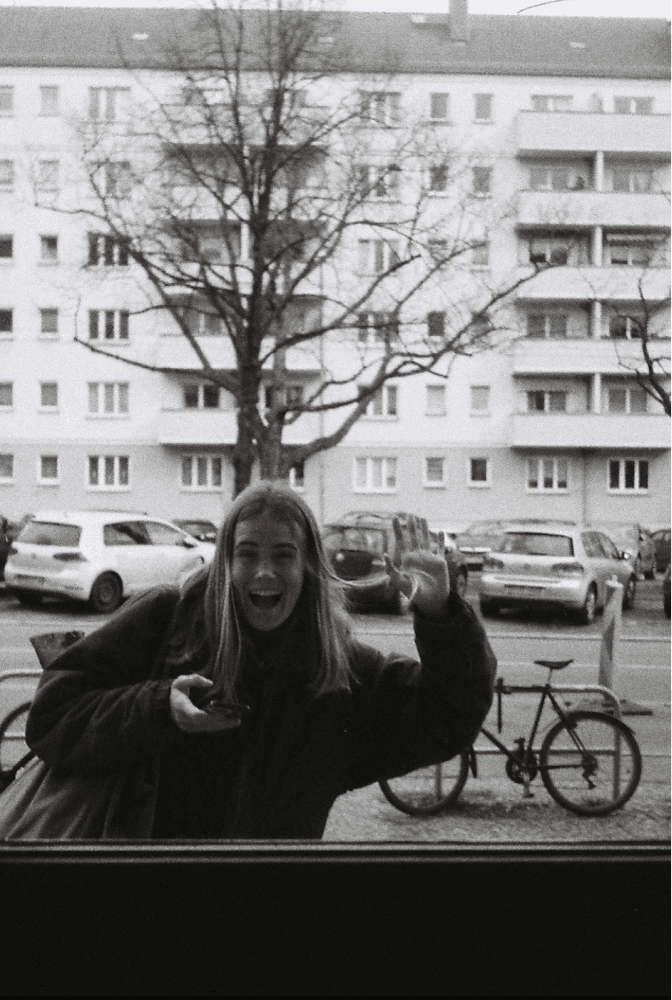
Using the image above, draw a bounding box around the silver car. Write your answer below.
[478,522,637,625]
[4,510,213,613]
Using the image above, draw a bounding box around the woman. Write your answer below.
[23,481,496,839]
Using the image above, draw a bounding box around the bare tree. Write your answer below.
[63,0,538,496]
[606,281,671,416]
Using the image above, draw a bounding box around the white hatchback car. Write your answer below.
[4,511,214,613]
[478,522,637,625]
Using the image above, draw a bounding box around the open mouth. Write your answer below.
[249,592,282,610]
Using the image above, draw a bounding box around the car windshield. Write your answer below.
[322,527,386,555]
[593,525,635,547]
[18,521,82,547]
[493,532,574,557]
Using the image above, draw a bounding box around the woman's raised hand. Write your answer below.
[384,550,451,619]
[169,674,243,733]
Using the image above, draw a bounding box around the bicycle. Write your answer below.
[0,701,34,792]
[379,659,642,818]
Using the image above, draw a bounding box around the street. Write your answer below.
[1,577,669,842]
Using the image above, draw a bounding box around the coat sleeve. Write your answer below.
[25,586,182,772]
[343,592,497,791]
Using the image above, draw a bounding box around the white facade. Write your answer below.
[0,9,669,530]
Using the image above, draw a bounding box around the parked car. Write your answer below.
[4,511,214,613]
[478,522,637,625]
[663,564,671,618]
[0,515,32,579]
[172,518,218,543]
[454,520,516,571]
[321,511,432,614]
[651,528,671,575]
[429,528,469,599]
[589,522,656,579]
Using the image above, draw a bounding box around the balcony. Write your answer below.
[517,190,670,229]
[516,265,670,302]
[156,334,322,373]
[511,412,669,450]
[157,407,318,446]
[512,337,671,376]
[517,111,671,157]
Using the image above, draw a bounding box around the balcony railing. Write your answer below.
[511,412,669,449]
[157,407,318,446]
[517,190,670,228]
[517,111,671,157]
[512,337,671,376]
[516,265,670,302]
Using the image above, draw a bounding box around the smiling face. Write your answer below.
[230,510,306,632]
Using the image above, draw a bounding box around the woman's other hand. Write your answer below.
[169,674,243,733]
[384,550,451,619]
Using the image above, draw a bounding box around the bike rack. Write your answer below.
[0,670,41,754]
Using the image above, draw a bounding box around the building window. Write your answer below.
[288,462,305,491]
[0,160,15,190]
[472,241,490,267]
[40,308,58,337]
[87,233,130,267]
[472,167,491,195]
[363,385,398,418]
[606,235,665,267]
[470,386,490,414]
[88,382,129,416]
[609,315,643,340]
[527,457,568,493]
[356,311,399,345]
[0,310,12,336]
[356,164,400,200]
[427,239,448,266]
[40,382,58,410]
[529,165,572,191]
[88,455,130,490]
[183,383,220,409]
[611,166,653,193]
[608,458,649,493]
[359,91,400,126]
[428,163,449,193]
[39,86,59,116]
[531,95,573,112]
[527,313,568,339]
[38,455,59,484]
[469,457,490,487]
[424,457,445,487]
[103,161,132,197]
[39,235,58,263]
[427,311,446,341]
[0,383,13,408]
[425,385,446,416]
[429,92,449,121]
[357,239,400,274]
[0,235,12,260]
[36,160,59,191]
[88,86,130,121]
[527,390,567,413]
[88,309,129,342]
[528,236,573,267]
[354,456,397,493]
[614,96,653,115]
[0,454,13,482]
[180,454,224,490]
[474,93,492,121]
[0,86,14,115]
[607,385,648,414]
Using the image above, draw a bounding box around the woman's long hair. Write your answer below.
[165,481,353,698]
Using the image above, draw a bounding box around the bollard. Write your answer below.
[598,577,622,692]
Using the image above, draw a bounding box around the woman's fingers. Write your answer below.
[170,674,241,732]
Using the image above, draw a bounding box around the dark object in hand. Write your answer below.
[190,687,250,718]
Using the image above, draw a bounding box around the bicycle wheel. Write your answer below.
[540,711,641,816]
[379,752,470,816]
[0,701,32,775]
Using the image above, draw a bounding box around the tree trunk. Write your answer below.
[232,396,258,497]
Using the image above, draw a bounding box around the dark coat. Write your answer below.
[25,586,496,838]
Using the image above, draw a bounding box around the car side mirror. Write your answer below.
[182,537,197,548]
[619,550,631,560]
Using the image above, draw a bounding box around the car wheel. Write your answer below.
[576,585,597,626]
[89,572,123,614]
[643,566,655,580]
[454,570,468,600]
[622,575,637,611]
[479,598,500,618]
[14,589,43,607]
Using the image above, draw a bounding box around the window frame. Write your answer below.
[39,234,58,264]
[87,454,130,491]
[88,86,130,122]
[37,454,60,486]
[39,86,59,117]
[362,384,398,419]
[359,91,401,127]
[184,383,221,410]
[0,159,15,191]
[88,309,130,343]
[180,454,225,491]
[606,384,648,415]
[526,313,568,340]
[425,384,446,417]
[468,456,490,488]
[39,308,59,338]
[526,389,567,414]
[36,160,59,192]
[472,166,492,197]
[424,456,446,488]
[470,385,491,416]
[0,234,12,261]
[531,95,573,112]
[88,233,130,267]
[607,458,649,494]
[0,381,14,409]
[429,92,449,122]
[357,238,400,275]
[0,309,13,338]
[474,93,492,122]
[39,381,59,411]
[0,86,14,116]
[87,382,130,418]
[526,456,569,494]
[353,456,398,494]
[0,452,14,483]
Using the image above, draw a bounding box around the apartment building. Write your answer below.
[0,5,669,530]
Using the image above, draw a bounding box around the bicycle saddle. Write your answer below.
[534,659,574,670]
